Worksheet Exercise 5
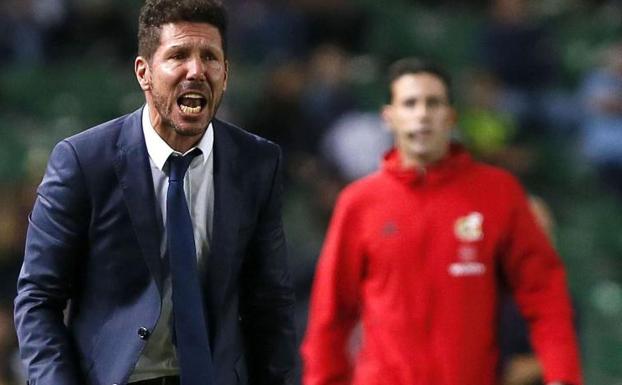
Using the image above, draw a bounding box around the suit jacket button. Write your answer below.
[137,327,150,340]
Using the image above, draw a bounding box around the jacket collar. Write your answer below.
[201,118,243,317]
[382,143,473,186]
[114,108,165,293]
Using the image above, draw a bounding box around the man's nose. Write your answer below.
[186,56,207,81]
[413,102,429,119]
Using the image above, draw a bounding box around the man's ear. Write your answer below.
[135,56,151,91]
[381,104,394,131]
[448,106,458,127]
[223,59,229,92]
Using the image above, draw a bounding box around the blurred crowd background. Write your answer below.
[1,0,622,384]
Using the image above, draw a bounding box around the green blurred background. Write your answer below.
[0,0,621,383]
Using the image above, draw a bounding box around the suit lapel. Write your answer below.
[111,113,242,307]
[113,108,164,294]
[207,119,242,309]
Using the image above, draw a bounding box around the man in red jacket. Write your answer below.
[301,58,581,385]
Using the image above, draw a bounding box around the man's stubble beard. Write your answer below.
[150,87,223,138]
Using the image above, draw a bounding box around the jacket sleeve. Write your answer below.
[240,145,297,385]
[301,189,365,385]
[14,140,89,385]
[499,180,582,385]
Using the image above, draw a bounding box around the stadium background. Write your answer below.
[0,0,621,383]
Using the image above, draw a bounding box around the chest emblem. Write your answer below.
[449,212,486,277]
[454,212,483,242]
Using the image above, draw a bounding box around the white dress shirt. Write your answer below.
[129,105,215,382]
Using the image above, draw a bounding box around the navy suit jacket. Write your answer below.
[14,108,297,385]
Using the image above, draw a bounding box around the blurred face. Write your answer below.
[135,22,228,151]
[382,73,456,168]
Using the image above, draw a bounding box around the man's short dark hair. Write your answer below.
[138,0,228,61]
[386,57,453,104]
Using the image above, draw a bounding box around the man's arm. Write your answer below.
[300,188,365,385]
[240,145,297,385]
[14,140,89,384]
[500,179,582,385]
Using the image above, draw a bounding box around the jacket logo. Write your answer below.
[449,212,486,277]
[382,221,398,236]
[454,212,483,242]
[449,245,486,277]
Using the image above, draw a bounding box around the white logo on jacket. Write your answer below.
[449,212,486,277]
[454,212,483,242]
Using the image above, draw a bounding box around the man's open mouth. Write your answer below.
[177,93,207,114]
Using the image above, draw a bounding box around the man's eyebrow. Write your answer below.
[166,43,222,53]
[167,44,189,50]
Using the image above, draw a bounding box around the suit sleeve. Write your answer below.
[301,189,365,385]
[240,145,297,385]
[500,180,582,385]
[14,140,89,385]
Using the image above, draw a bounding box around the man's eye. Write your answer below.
[403,99,416,108]
[427,98,446,108]
[204,52,219,61]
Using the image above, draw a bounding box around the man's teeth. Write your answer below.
[180,105,202,114]
[179,93,205,114]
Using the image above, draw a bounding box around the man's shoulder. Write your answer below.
[64,109,139,149]
[469,161,522,186]
[47,109,142,175]
[214,118,278,150]
[466,160,527,200]
[337,171,388,207]
[213,118,281,164]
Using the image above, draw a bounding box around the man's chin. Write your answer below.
[173,125,208,138]
[406,145,428,158]
[172,116,211,137]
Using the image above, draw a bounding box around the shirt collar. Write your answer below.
[142,104,214,172]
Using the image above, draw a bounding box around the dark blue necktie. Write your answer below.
[166,150,213,385]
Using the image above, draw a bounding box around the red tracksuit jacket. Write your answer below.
[301,146,581,385]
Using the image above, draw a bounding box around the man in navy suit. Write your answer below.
[13,1,296,384]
